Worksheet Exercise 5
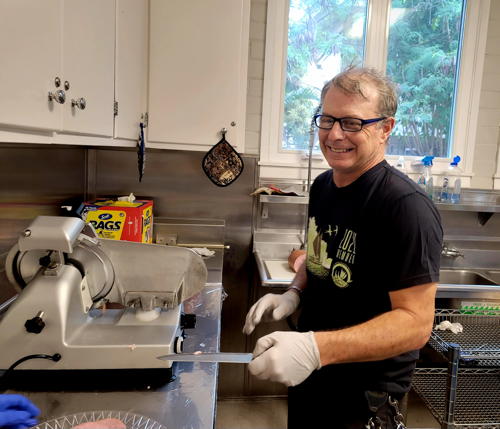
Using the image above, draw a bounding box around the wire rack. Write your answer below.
[412,368,500,428]
[429,309,500,366]
[32,410,167,429]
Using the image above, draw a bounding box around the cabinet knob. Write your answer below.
[71,97,86,110]
[48,89,66,104]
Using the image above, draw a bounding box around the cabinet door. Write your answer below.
[148,0,250,151]
[0,0,62,132]
[114,0,149,140]
[62,0,115,137]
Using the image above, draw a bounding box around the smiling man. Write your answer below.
[243,67,443,428]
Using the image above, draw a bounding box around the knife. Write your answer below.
[157,352,253,363]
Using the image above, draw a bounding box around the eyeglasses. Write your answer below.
[313,114,387,132]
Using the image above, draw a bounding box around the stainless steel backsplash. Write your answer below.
[0,143,257,397]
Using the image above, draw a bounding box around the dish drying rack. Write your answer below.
[412,309,500,428]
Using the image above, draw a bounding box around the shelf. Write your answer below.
[412,367,500,428]
[259,194,308,204]
[429,309,500,366]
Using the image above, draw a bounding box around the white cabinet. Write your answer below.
[147,0,250,152]
[0,1,62,132]
[0,1,250,150]
[114,0,149,141]
[61,0,115,137]
[0,0,115,138]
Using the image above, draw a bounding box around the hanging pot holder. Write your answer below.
[202,129,244,187]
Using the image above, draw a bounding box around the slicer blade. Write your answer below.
[157,352,253,363]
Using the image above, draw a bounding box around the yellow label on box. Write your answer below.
[85,210,126,240]
[142,206,153,243]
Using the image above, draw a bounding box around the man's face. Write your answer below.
[319,85,394,186]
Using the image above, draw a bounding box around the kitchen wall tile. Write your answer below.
[249,21,266,41]
[479,89,500,109]
[246,95,263,115]
[485,36,500,55]
[250,2,267,23]
[245,130,260,154]
[247,58,265,79]
[481,72,500,92]
[471,175,494,189]
[482,54,500,74]
[247,113,262,133]
[250,39,265,60]
[474,143,498,162]
[475,126,500,147]
[477,108,500,127]
[247,78,264,97]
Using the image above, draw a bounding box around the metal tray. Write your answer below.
[429,309,500,366]
[412,368,500,428]
[33,410,167,429]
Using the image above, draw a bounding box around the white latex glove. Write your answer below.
[242,290,300,335]
[248,331,321,387]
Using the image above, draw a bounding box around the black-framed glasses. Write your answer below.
[313,114,387,132]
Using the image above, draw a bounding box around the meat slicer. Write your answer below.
[0,216,207,371]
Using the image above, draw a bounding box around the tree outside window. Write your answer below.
[282,0,465,159]
[387,0,465,158]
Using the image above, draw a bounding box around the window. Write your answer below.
[386,0,465,158]
[259,0,490,183]
[283,0,368,151]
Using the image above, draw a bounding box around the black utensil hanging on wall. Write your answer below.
[202,128,244,187]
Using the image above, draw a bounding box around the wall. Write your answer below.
[474,0,500,189]
[246,0,500,189]
[0,144,87,302]
[89,148,257,397]
[245,0,267,156]
[0,143,258,397]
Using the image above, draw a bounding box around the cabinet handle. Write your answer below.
[71,97,86,110]
[48,90,66,104]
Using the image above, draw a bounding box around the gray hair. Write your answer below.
[321,66,398,118]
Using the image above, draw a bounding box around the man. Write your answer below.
[243,67,443,428]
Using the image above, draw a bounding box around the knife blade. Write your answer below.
[157,352,253,363]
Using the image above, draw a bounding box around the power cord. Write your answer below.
[0,353,61,390]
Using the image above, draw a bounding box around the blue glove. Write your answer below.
[0,394,40,429]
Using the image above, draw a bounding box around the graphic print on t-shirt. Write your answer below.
[306,216,356,288]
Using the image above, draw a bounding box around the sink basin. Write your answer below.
[439,269,497,286]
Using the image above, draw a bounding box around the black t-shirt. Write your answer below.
[298,160,443,393]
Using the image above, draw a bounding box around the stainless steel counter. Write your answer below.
[3,250,225,429]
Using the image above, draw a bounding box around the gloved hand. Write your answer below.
[248,331,321,387]
[0,394,40,429]
[242,290,300,335]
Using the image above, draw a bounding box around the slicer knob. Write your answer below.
[25,311,46,334]
[180,313,196,329]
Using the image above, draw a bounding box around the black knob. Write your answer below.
[180,313,196,329]
[25,312,45,334]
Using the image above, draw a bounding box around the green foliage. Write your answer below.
[284,0,366,149]
[283,0,464,157]
[387,0,463,157]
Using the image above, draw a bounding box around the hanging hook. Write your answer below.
[220,128,227,139]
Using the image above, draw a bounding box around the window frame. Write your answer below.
[258,0,491,185]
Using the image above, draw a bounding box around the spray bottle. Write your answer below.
[416,156,435,200]
[441,156,462,203]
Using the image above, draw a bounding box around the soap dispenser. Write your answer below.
[441,156,462,203]
[416,156,435,200]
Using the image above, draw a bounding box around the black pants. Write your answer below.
[288,372,405,429]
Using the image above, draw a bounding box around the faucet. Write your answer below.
[441,243,464,258]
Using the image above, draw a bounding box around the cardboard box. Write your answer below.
[80,199,153,243]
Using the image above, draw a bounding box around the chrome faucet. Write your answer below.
[441,244,464,258]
